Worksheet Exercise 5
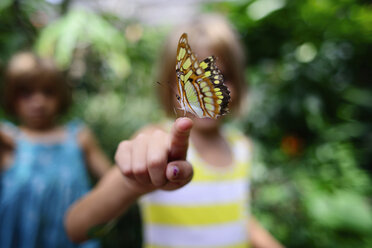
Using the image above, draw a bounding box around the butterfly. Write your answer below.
[175,33,230,119]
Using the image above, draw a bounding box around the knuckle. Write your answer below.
[117,141,131,151]
[121,168,133,178]
[114,152,121,163]
[153,129,166,138]
[135,133,146,141]
[133,165,148,176]
[148,156,164,170]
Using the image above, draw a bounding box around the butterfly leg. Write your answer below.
[173,106,178,117]
[177,107,186,117]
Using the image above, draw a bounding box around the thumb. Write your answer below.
[162,161,194,191]
[168,117,193,161]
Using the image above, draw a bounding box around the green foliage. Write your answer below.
[36,9,131,78]
[0,4,165,247]
[1,0,371,247]
[0,0,12,12]
[206,0,372,247]
[0,1,35,62]
[33,9,168,157]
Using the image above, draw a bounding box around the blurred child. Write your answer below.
[66,14,283,248]
[0,52,111,248]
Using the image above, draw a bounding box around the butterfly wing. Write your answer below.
[176,33,205,117]
[198,56,230,116]
[175,33,230,119]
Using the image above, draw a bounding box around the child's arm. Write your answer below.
[65,167,140,242]
[78,127,111,178]
[65,118,194,242]
[249,216,285,248]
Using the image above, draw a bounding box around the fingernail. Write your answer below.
[173,166,179,177]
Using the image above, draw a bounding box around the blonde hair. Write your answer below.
[157,14,247,116]
[3,52,71,116]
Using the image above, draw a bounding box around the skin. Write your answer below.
[0,132,14,170]
[65,118,194,242]
[5,86,111,178]
[249,217,285,248]
[15,86,60,131]
[66,117,283,248]
[66,47,284,248]
[181,92,284,248]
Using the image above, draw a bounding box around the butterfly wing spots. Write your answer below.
[194,79,219,118]
[199,56,220,74]
[199,56,218,73]
[176,33,192,70]
[175,33,230,119]
[177,47,187,61]
[199,56,214,70]
[182,57,192,70]
[199,56,230,116]
[184,81,199,104]
[176,40,188,68]
[179,80,204,117]
[177,33,189,49]
[213,84,230,115]
[188,102,206,118]
[184,70,193,82]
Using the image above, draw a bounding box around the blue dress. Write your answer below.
[0,121,99,248]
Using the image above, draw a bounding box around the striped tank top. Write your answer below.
[140,126,252,248]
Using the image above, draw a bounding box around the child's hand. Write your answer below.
[115,117,193,193]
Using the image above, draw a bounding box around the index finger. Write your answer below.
[168,117,193,161]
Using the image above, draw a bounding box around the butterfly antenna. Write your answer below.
[155,81,178,96]
[156,81,181,117]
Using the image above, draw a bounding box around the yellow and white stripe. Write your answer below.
[140,127,252,248]
[144,221,248,248]
[141,180,248,206]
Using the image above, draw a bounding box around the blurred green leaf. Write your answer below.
[0,0,12,12]
[306,190,372,232]
[35,9,130,79]
[2,1,372,247]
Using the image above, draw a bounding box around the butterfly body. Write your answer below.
[175,33,230,119]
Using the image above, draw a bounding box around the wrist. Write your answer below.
[98,167,149,206]
[120,177,156,198]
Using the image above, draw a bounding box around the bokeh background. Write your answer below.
[1,0,372,247]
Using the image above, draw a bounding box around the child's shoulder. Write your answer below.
[222,124,254,163]
[64,119,86,132]
[66,120,94,149]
